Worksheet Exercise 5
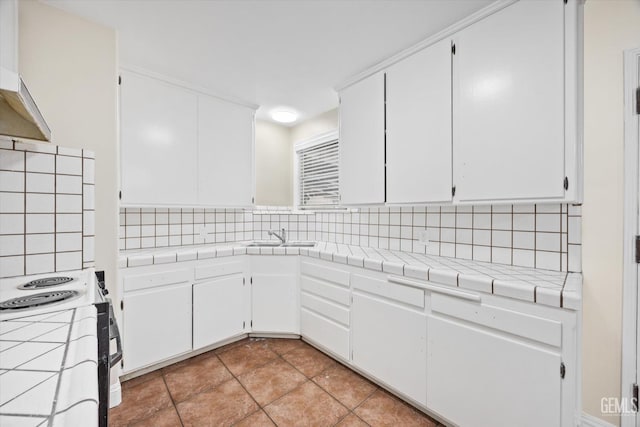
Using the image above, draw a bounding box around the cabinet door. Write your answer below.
[123,283,192,372]
[453,0,565,202]
[339,73,385,205]
[351,291,427,405]
[386,39,452,204]
[251,273,298,334]
[193,274,245,349]
[427,316,562,427]
[120,71,198,205]
[198,95,254,207]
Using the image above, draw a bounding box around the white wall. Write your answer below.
[583,1,640,425]
[254,120,292,206]
[291,108,338,143]
[18,1,119,299]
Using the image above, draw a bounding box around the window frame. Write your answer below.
[293,129,340,210]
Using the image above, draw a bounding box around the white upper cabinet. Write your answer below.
[386,38,452,204]
[452,0,567,203]
[198,95,254,207]
[120,70,198,205]
[339,72,385,205]
[120,70,256,207]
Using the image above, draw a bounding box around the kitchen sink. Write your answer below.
[245,241,316,248]
[282,242,316,247]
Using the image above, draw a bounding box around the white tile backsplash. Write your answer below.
[120,203,581,273]
[0,142,95,278]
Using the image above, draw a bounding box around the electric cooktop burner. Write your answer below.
[18,276,74,290]
[0,290,80,311]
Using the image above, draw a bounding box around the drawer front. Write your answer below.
[124,269,191,292]
[300,261,350,287]
[301,308,350,361]
[352,274,424,308]
[195,260,244,281]
[301,292,350,326]
[431,293,562,347]
[300,276,350,306]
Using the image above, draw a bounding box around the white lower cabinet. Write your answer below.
[193,258,248,349]
[122,269,192,372]
[250,256,298,334]
[426,293,567,427]
[351,273,427,407]
[193,274,246,350]
[119,254,579,427]
[300,260,351,361]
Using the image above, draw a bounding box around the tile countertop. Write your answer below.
[0,305,98,427]
[118,241,582,310]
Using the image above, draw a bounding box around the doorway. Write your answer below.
[621,47,640,427]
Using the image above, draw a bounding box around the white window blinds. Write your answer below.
[298,138,339,208]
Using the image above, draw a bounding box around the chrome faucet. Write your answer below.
[268,228,287,244]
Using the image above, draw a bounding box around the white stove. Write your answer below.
[0,268,99,321]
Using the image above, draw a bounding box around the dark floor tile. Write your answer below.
[237,358,307,406]
[163,353,233,402]
[176,379,258,427]
[313,364,377,409]
[109,376,173,426]
[281,345,336,378]
[233,409,276,427]
[264,381,348,427]
[121,370,162,390]
[336,413,371,427]
[217,339,279,376]
[130,405,182,427]
[214,338,251,355]
[264,338,309,356]
[354,390,436,427]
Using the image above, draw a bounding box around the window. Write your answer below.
[295,130,339,209]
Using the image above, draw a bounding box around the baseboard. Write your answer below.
[109,380,122,408]
[582,412,618,427]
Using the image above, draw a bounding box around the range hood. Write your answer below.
[0,68,51,141]
[0,0,50,142]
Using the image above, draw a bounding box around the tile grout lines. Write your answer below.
[118,339,435,427]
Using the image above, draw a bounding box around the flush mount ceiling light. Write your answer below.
[271,109,298,124]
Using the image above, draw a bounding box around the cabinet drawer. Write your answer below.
[124,269,191,292]
[300,276,350,306]
[352,274,424,309]
[301,308,350,361]
[300,261,349,287]
[301,292,349,326]
[195,260,244,281]
[431,293,562,347]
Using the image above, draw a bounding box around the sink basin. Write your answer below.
[245,241,316,248]
[282,242,316,247]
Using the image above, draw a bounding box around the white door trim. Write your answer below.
[621,46,640,427]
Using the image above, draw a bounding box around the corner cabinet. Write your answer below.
[250,256,299,334]
[339,72,386,206]
[120,69,256,207]
[337,0,582,206]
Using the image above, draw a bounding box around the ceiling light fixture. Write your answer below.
[271,109,298,124]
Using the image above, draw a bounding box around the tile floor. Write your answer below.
[109,338,442,427]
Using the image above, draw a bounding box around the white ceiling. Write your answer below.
[43,0,492,124]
